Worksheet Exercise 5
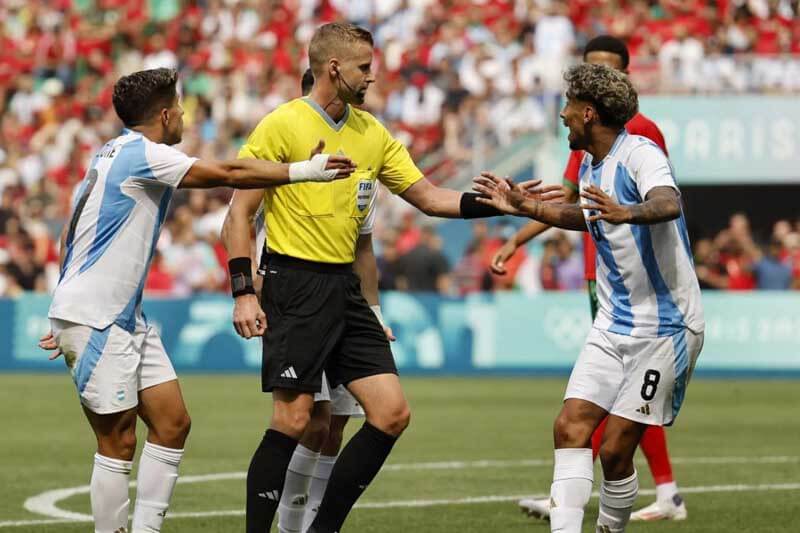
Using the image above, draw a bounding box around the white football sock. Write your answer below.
[302,453,337,531]
[549,448,593,533]
[655,480,678,503]
[277,444,320,533]
[597,470,639,533]
[131,442,184,533]
[91,453,132,533]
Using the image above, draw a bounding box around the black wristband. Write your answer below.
[460,192,503,219]
[229,257,255,298]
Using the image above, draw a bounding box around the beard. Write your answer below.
[352,91,366,105]
[567,130,586,151]
[165,126,183,146]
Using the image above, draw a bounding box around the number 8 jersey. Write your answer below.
[578,131,705,338]
[49,129,197,332]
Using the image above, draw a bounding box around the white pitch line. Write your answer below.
[6,482,800,528]
[16,455,800,525]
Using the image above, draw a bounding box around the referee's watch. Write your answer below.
[229,257,256,298]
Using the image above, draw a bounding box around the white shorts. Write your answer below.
[51,319,177,415]
[314,372,364,417]
[565,327,704,426]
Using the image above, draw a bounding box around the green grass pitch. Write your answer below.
[1,375,799,532]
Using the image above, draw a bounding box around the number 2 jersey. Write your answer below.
[49,129,197,331]
[578,131,704,338]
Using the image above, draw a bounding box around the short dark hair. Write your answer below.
[301,68,314,96]
[112,68,179,127]
[565,63,638,128]
[583,35,630,70]
[308,23,374,77]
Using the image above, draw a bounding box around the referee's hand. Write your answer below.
[311,140,356,180]
[233,294,267,339]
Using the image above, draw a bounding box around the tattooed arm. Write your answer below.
[581,185,680,225]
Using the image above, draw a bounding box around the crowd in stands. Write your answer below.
[1,0,799,297]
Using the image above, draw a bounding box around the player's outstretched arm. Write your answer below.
[179,153,355,189]
[221,189,266,339]
[491,185,578,274]
[581,185,680,225]
[472,173,586,231]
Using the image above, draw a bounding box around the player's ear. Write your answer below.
[161,107,170,127]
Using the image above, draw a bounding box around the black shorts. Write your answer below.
[260,253,397,393]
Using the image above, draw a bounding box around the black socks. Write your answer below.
[309,422,397,532]
[246,429,298,533]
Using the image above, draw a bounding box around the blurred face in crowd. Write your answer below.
[584,51,626,73]
[331,41,376,105]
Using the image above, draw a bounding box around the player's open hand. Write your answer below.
[581,185,631,224]
[233,293,267,339]
[490,240,517,275]
[310,139,356,180]
[472,172,527,215]
[517,179,566,204]
[38,331,63,360]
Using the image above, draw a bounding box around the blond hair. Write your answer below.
[308,23,374,77]
[564,63,638,128]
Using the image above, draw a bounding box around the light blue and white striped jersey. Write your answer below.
[579,131,704,338]
[49,129,197,331]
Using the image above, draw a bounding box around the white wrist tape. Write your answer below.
[370,305,386,328]
[288,154,339,183]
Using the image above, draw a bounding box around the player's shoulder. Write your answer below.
[620,134,668,167]
[625,112,661,136]
[138,132,186,160]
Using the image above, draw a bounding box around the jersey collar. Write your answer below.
[301,97,350,132]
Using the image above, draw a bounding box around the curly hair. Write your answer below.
[112,68,178,127]
[564,63,638,128]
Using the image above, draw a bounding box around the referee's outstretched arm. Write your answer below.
[399,176,562,220]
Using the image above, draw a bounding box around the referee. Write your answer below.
[222,23,561,533]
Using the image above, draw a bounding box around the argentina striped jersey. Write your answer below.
[579,132,704,338]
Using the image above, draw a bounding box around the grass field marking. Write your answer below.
[25,455,800,520]
[7,482,800,528]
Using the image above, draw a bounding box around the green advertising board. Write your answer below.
[554,96,799,184]
[640,96,799,184]
[4,292,800,373]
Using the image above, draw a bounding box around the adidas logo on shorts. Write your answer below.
[258,490,280,501]
[281,366,298,379]
[636,404,652,415]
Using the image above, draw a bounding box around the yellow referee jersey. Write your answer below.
[239,98,424,264]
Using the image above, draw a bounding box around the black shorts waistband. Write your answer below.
[265,253,353,274]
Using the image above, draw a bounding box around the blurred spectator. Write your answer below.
[552,232,584,290]
[695,213,800,291]
[377,232,402,292]
[452,221,495,294]
[396,225,450,293]
[747,237,793,289]
[145,250,175,295]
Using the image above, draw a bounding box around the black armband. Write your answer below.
[460,192,503,219]
[229,257,255,298]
